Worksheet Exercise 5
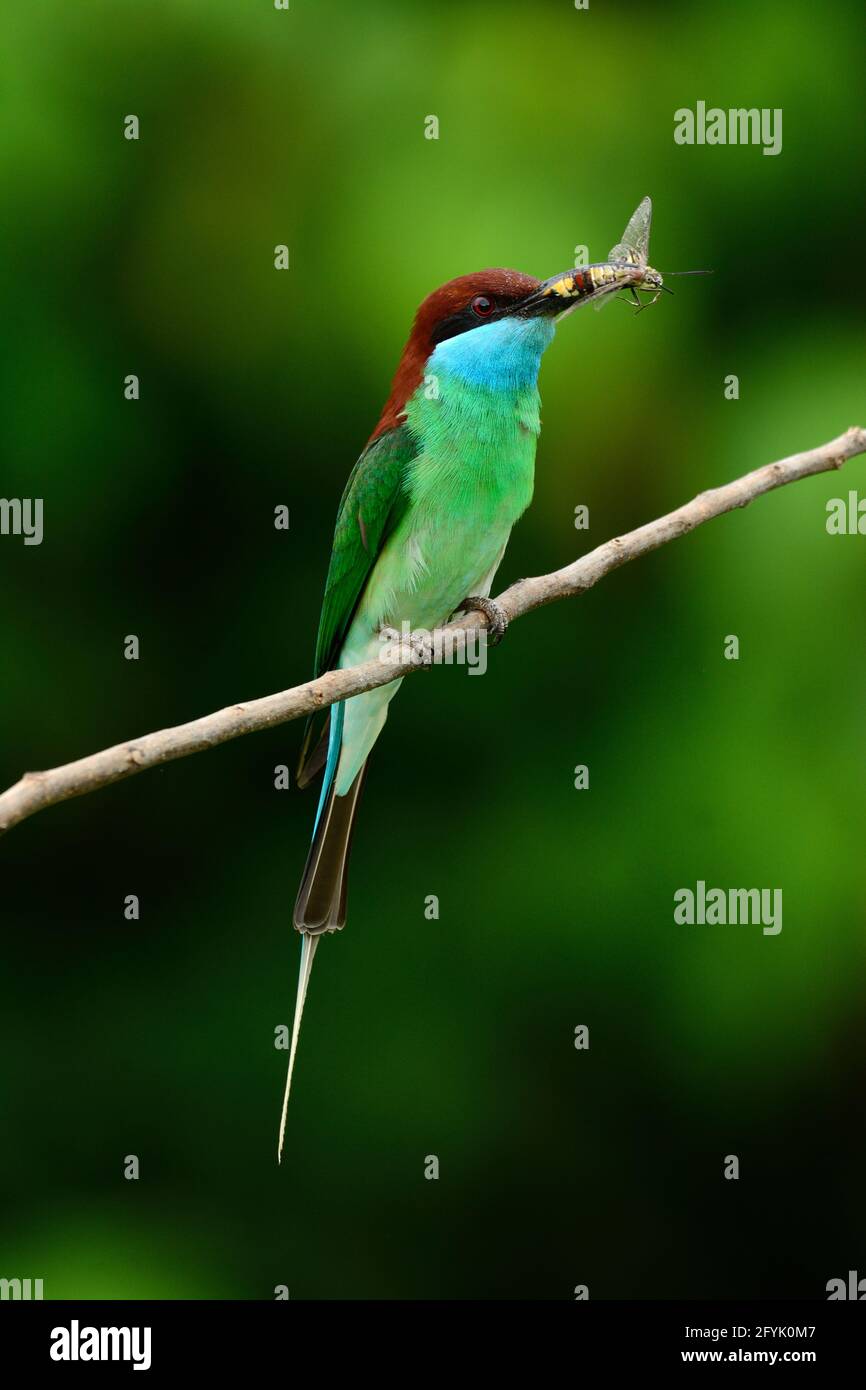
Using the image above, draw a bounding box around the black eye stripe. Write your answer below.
[430,311,473,346]
[430,296,513,346]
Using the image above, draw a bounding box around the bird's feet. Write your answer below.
[457,595,508,646]
[379,622,435,668]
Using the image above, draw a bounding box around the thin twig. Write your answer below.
[1,426,863,836]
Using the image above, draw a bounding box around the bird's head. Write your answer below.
[371,265,620,441]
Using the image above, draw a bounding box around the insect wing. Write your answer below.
[607,195,652,269]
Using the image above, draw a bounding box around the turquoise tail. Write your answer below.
[293,701,366,933]
[281,703,366,1158]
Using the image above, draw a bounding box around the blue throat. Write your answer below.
[428,315,556,392]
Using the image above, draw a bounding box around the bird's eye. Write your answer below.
[470,295,493,318]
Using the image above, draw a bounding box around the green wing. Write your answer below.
[313,423,415,675]
[297,423,415,784]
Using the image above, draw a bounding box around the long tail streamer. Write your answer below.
[277,932,320,1162]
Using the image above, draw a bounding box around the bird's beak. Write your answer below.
[517,268,622,319]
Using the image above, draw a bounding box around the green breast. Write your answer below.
[342,370,542,639]
[403,368,541,530]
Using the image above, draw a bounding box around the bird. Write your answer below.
[278,201,661,1159]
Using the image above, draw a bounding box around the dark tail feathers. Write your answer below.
[292,764,367,933]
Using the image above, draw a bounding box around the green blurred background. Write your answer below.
[1,0,865,1300]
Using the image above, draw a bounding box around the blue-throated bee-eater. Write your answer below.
[279,197,678,1158]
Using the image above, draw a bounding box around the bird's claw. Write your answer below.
[459,595,508,646]
[378,623,434,668]
[409,630,435,666]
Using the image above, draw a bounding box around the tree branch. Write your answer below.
[2,426,864,836]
